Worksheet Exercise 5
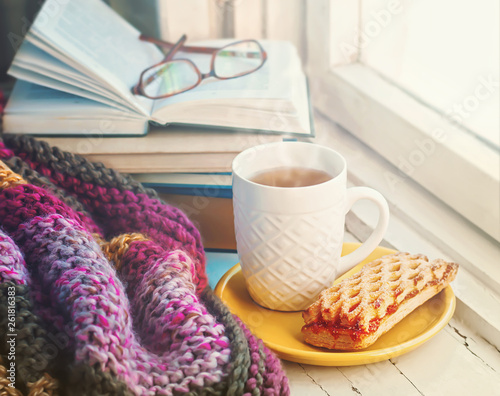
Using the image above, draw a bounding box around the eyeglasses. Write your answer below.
[132,34,267,99]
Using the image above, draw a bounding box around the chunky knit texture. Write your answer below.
[0,134,289,395]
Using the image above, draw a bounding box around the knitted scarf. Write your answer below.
[0,133,289,396]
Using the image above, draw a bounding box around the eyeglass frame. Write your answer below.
[132,34,268,99]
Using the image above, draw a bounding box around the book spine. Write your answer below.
[158,191,236,252]
[143,183,233,199]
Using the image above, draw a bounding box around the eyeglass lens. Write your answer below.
[141,40,264,98]
[214,41,264,78]
[142,60,199,98]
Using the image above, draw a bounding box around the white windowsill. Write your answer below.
[308,63,500,243]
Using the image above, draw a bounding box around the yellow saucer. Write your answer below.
[214,243,456,366]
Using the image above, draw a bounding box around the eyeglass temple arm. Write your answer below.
[140,34,219,54]
[163,34,188,61]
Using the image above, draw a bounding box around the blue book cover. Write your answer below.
[134,172,233,198]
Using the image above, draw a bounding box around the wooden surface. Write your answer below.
[282,316,500,395]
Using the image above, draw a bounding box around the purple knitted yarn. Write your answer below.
[8,152,208,293]
[0,183,101,236]
[0,135,290,395]
[0,229,29,285]
[0,227,64,392]
[236,317,290,395]
[10,209,231,394]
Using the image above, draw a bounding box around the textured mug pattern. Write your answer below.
[234,198,346,311]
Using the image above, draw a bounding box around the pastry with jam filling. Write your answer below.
[302,252,459,350]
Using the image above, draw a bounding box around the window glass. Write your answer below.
[357,0,499,148]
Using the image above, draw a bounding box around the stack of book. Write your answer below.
[39,127,284,174]
[1,0,313,250]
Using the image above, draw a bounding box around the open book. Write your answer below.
[3,0,313,136]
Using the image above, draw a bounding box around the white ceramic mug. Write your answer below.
[232,142,390,311]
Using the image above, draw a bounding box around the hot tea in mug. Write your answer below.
[249,167,332,188]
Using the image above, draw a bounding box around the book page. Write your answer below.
[81,152,238,173]
[9,65,136,114]
[28,0,164,116]
[3,82,147,135]
[21,33,140,114]
[151,40,302,118]
[38,126,282,155]
[5,81,140,118]
[11,42,140,114]
[13,41,133,105]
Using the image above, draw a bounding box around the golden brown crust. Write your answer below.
[301,252,459,350]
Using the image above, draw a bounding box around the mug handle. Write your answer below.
[338,187,390,275]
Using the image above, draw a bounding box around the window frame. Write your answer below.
[306,0,499,243]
